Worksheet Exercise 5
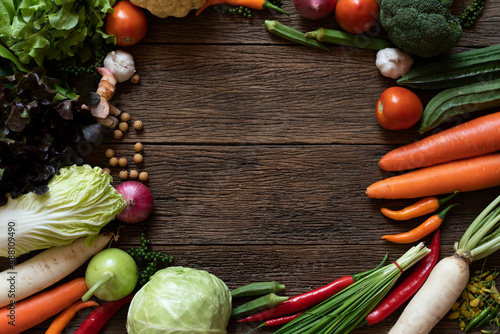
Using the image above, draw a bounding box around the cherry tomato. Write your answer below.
[376,87,423,130]
[334,0,379,34]
[105,1,148,46]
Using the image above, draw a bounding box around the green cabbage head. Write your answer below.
[127,266,232,334]
[0,164,126,257]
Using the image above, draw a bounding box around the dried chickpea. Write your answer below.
[105,148,115,158]
[129,170,139,179]
[102,167,111,174]
[119,170,128,180]
[139,171,149,182]
[121,113,131,122]
[133,120,143,131]
[118,157,128,167]
[134,142,143,152]
[134,154,143,164]
[113,129,123,139]
[109,157,119,167]
[118,122,129,133]
[131,74,140,84]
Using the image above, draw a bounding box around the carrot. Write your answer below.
[0,278,88,334]
[0,233,112,308]
[367,153,500,199]
[195,0,289,16]
[45,300,99,334]
[378,111,500,172]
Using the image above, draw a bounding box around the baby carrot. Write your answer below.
[0,278,88,334]
[196,0,289,16]
[367,153,500,199]
[45,300,99,334]
[380,191,458,220]
[378,111,500,172]
[382,204,458,244]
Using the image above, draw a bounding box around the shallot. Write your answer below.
[294,0,336,20]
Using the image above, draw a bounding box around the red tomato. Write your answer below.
[376,87,423,130]
[105,1,148,46]
[334,0,379,34]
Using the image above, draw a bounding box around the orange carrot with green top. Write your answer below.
[0,278,88,334]
[45,300,99,334]
[379,111,500,172]
[367,153,500,199]
[196,0,289,15]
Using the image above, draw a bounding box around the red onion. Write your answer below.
[115,181,154,224]
[294,0,336,20]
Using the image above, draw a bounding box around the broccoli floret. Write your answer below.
[378,0,463,58]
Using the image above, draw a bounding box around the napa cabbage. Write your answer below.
[0,164,126,257]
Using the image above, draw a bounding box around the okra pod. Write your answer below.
[231,281,286,298]
[304,28,394,50]
[231,293,289,318]
[264,20,331,53]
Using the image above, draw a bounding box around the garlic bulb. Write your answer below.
[375,48,413,80]
[103,50,136,83]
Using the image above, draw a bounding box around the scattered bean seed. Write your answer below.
[119,170,128,180]
[102,168,111,174]
[119,122,129,132]
[118,157,128,167]
[109,157,119,167]
[139,171,149,182]
[134,154,144,164]
[105,148,115,158]
[113,129,123,139]
[134,142,143,152]
[130,170,139,179]
[121,113,131,122]
[134,120,143,131]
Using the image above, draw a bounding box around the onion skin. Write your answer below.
[115,181,154,224]
[294,0,336,20]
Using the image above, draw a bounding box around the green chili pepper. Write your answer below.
[465,305,493,332]
[476,304,499,328]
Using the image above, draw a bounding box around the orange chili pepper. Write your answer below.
[45,300,99,334]
[382,203,458,244]
[380,191,458,221]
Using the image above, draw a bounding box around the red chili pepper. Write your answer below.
[238,256,387,323]
[74,293,134,334]
[364,229,441,326]
[264,311,305,326]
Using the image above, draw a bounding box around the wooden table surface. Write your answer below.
[10,0,500,333]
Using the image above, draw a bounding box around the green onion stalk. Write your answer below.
[274,243,431,334]
[458,194,500,261]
